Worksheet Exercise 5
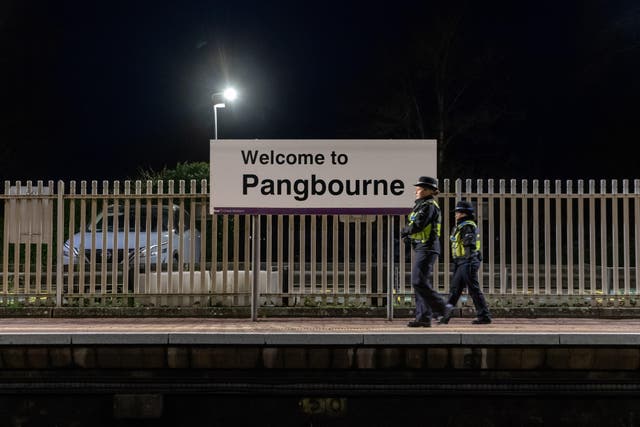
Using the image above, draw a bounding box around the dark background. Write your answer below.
[2,0,639,181]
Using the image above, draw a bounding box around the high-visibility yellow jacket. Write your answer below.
[450,219,481,260]
[402,197,441,252]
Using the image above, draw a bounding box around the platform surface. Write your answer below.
[0,317,638,346]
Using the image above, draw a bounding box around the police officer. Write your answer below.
[400,176,451,327]
[440,200,492,324]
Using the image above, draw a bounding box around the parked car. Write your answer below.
[62,204,201,266]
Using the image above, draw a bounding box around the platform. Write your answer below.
[0,317,638,346]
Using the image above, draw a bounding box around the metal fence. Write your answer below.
[1,178,639,310]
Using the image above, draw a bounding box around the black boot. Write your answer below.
[407,320,431,327]
[438,304,454,324]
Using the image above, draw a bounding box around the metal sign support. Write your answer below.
[387,216,395,321]
[251,215,260,321]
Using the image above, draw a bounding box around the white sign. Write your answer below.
[5,185,53,244]
[210,139,437,214]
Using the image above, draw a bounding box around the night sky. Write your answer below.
[2,0,639,182]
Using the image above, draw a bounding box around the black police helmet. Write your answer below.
[414,176,438,190]
[454,200,475,214]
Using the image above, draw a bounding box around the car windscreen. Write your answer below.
[90,206,178,232]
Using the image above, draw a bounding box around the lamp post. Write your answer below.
[211,86,259,321]
[212,88,238,140]
[213,102,225,140]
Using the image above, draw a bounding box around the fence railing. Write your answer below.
[1,179,639,311]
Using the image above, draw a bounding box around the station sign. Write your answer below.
[210,139,437,215]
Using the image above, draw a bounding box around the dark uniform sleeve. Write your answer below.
[401,202,436,238]
[461,224,478,259]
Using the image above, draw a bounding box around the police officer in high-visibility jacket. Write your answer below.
[440,200,492,325]
[400,176,451,327]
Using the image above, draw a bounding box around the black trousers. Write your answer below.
[447,259,491,320]
[411,248,447,321]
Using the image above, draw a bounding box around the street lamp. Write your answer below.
[213,102,225,140]
[212,87,238,140]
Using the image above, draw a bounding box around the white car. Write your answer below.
[62,204,201,266]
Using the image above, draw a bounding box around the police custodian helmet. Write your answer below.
[454,200,475,214]
[414,176,439,190]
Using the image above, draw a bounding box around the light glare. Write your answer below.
[223,88,238,101]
